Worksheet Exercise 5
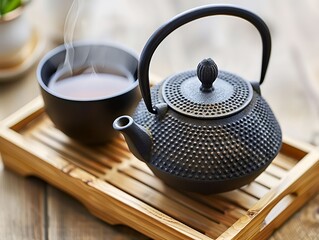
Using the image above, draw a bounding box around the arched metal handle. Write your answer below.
[138,5,272,114]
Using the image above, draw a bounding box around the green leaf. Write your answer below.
[0,0,21,16]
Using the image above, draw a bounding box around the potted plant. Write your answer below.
[0,0,32,68]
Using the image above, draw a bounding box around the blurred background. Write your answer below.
[0,0,319,239]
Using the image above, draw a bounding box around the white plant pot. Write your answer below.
[0,7,32,68]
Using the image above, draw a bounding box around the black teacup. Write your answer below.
[37,42,140,145]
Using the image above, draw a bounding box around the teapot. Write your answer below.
[113,5,282,194]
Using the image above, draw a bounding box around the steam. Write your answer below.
[50,0,98,83]
[62,0,82,76]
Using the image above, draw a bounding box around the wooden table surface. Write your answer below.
[1,0,319,239]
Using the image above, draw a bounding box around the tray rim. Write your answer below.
[1,96,319,240]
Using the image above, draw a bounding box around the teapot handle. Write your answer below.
[139,5,271,114]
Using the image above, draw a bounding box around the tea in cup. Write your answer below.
[37,42,140,145]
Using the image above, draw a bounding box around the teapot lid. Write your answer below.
[162,58,253,119]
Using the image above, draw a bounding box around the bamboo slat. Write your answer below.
[0,97,318,240]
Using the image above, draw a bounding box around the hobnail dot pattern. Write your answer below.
[133,84,282,181]
[162,71,252,118]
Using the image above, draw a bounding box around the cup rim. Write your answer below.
[37,40,139,102]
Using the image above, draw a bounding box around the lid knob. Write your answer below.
[197,58,218,92]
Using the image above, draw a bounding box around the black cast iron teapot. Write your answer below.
[113,5,282,194]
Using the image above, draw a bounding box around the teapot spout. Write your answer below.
[113,116,152,162]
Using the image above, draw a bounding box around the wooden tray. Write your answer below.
[1,97,319,240]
